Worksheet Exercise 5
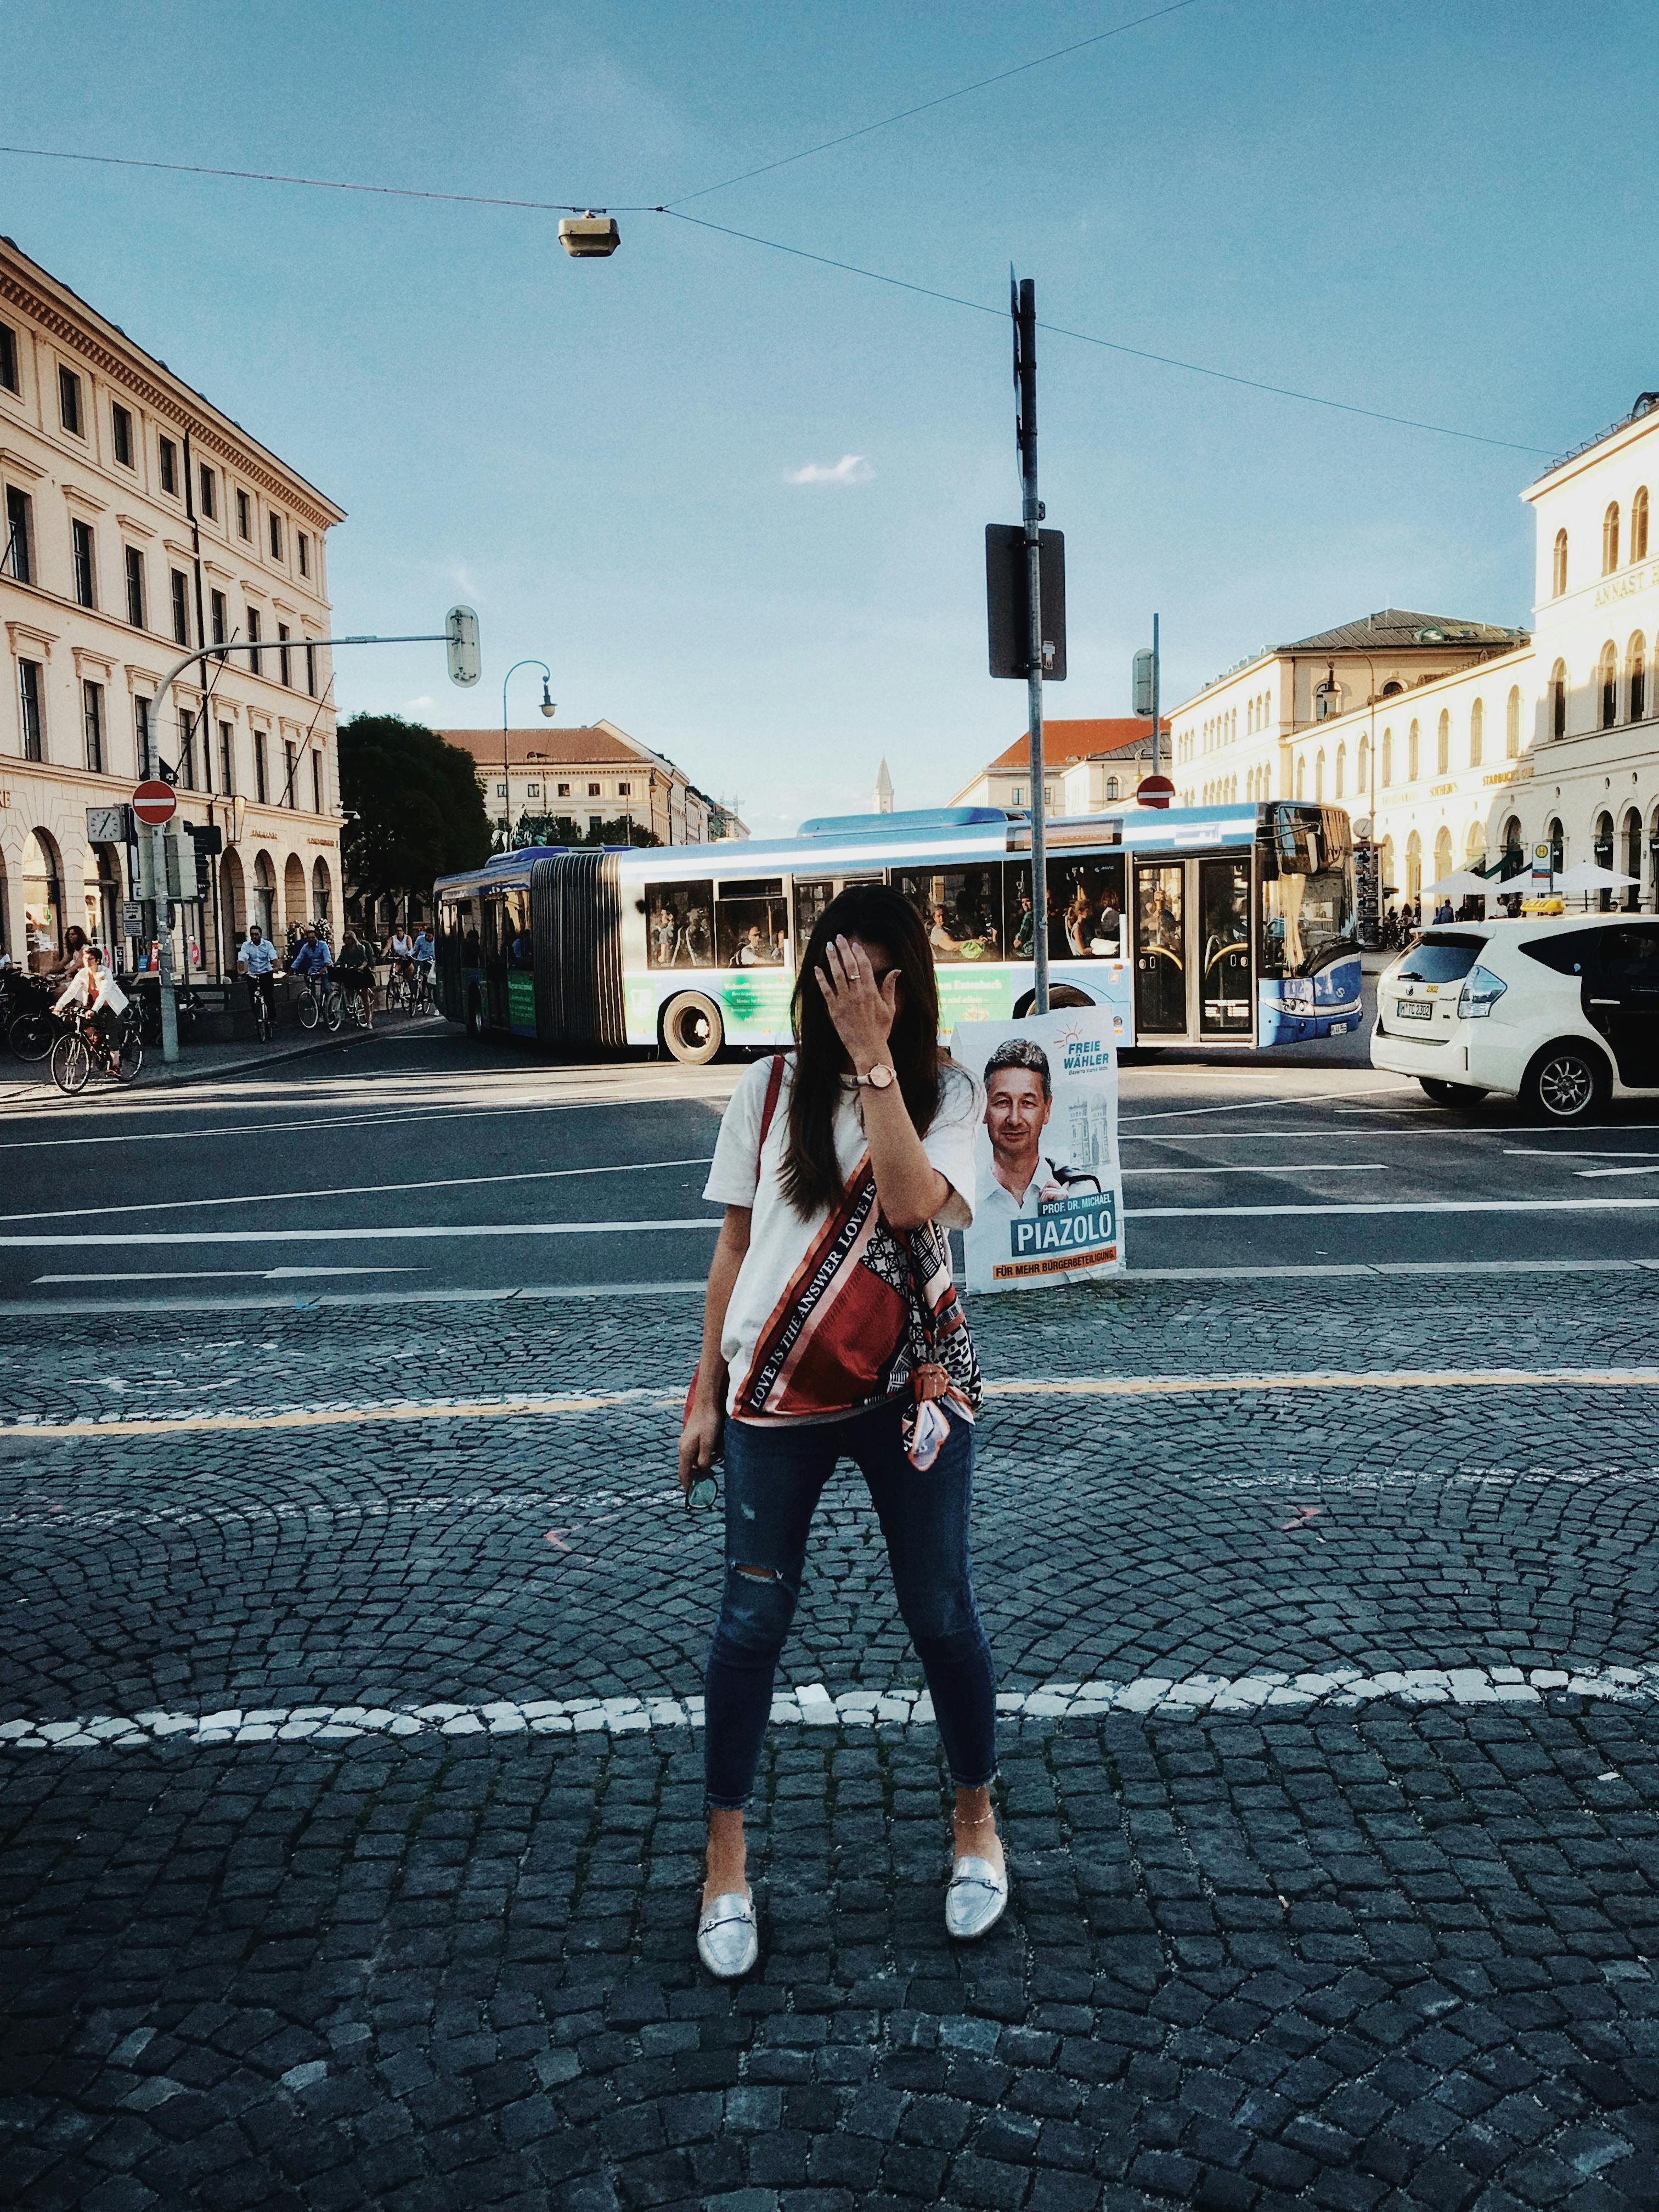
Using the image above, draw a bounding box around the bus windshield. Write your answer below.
[1261,804,1357,978]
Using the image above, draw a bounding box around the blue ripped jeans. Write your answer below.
[703,1397,997,1810]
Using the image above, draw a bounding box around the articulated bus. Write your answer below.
[434,801,1360,1063]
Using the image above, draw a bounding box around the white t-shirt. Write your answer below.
[703,1053,980,1422]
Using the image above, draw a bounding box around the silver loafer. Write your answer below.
[696,1887,758,1979]
[946,1853,1009,1940]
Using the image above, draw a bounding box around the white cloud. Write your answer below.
[783,454,873,488]
[401,696,435,715]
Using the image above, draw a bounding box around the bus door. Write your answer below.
[1198,856,1252,1036]
[1133,862,1189,1035]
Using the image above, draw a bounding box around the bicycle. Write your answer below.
[50,1009,142,1093]
[410,963,436,1016]
[5,974,63,1062]
[296,970,344,1032]
[384,962,415,1014]
[248,977,275,1045]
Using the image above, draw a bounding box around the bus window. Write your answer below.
[503,888,533,970]
[794,878,834,951]
[1261,806,1356,977]
[1048,855,1126,960]
[644,880,714,967]
[716,878,788,968]
[894,866,1003,961]
[1199,858,1251,1035]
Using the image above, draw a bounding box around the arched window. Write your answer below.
[1357,734,1369,789]
[1548,816,1565,875]
[1624,809,1644,912]
[1465,820,1486,865]
[1550,659,1567,738]
[1295,755,1305,800]
[1505,685,1521,758]
[1599,640,1619,728]
[1433,828,1454,890]
[1499,816,1525,883]
[1314,749,1325,801]
[1381,727,1393,786]
[1335,743,1346,799]
[1552,528,1568,597]
[1628,634,1646,724]
[1406,831,1423,901]
[1634,487,1651,563]
[1380,834,1395,899]
[1380,680,1403,698]
[1105,776,1119,800]
[1469,697,1483,766]
[1435,709,1450,774]
[1407,720,1420,780]
[21,828,64,973]
[1594,810,1616,910]
[1604,502,1621,575]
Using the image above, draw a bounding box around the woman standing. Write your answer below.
[679,884,1005,1979]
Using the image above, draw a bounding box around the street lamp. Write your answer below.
[502,660,556,850]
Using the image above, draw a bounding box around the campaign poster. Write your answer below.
[950,1008,1125,1293]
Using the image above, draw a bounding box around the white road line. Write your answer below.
[1119,1084,1412,1125]
[3,1661,1652,1752]
[1506,1148,1659,1158]
[1124,1163,1382,1178]
[0,1156,718,1226]
[1577,1166,1659,1181]
[1126,1195,1659,1220]
[33,1267,424,1284]
[0,1218,724,1249]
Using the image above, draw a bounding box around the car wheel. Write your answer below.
[1420,1077,1487,1110]
[662,991,724,1065]
[1521,1042,1609,1125]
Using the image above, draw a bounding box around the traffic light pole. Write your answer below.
[139,615,477,1062]
[1017,278,1049,1018]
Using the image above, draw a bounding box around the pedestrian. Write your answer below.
[679,882,1000,1981]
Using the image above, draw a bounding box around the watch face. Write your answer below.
[869,1063,894,1089]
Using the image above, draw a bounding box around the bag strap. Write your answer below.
[758,1053,785,1154]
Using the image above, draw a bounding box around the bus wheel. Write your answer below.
[663,992,724,1065]
[1014,984,1092,1018]
[465,986,484,1041]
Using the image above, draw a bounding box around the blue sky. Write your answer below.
[4,1,1650,833]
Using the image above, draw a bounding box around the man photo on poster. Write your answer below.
[977,1039,1069,1231]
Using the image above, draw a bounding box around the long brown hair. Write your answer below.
[780,882,941,1216]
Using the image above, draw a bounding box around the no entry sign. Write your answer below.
[1136,774,1175,810]
[132,779,177,826]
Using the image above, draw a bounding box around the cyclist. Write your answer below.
[412,924,435,1006]
[53,944,130,1076]
[335,927,377,1029]
[290,926,333,1015]
[237,923,281,1035]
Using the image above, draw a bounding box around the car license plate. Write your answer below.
[1396,998,1433,1022]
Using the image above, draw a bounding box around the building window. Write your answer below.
[58,364,83,435]
[588,782,601,797]
[198,464,216,520]
[495,781,506,797]
[1630,634,1647,725]
[269,512,283,561]
[1604,502,1621,575]
[311,752,324,815]
[304,641,316,697]
[1506,685,1521,758]
[134,695,151,776]
[246,606,261,674]
[178,711,196,791]
[1469,697,1483,766]
[1357,735,1369,789]
[253,730,268,803]
[618,781,631,796]
[297,531,309,578]
[171,569,191,646]
[158,435,177,495]
[1335,743,1346,799]
[210,589,227,653]
[236,489,251,539]
[18,659,43,760]
[1105,776,1119,800]
[1407,720,1420,780]
[110,402,133,467]
[82,681,104,772]
[278,623,291,687]
[1600,640,1619,728]
[1552,528,1568,597]
[1314,749,1325,801]
[557,781,570,797]
[283,741,297,806]
[4,484,33,583]
[71,517,96,608]
[218,721,235,794]
[527,782,541,798]
[1380,729,1392,786]
[125,545,146,628]
[1435,710,1449,774]
[0,319,16,392]
[1550,659,1567,738]
[1634,487,1651,565]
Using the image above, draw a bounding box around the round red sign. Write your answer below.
[131,779,177,826]
[1136,773,1176,810]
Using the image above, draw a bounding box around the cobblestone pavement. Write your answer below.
[4,1278,1658,2210]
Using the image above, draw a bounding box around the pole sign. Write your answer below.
[1531,840,1553,884]
[985,524,1067,680]
[1136,774,1176,810]
[132,779,177,826]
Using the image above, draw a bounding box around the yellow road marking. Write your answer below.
[5,1366,1659,1441]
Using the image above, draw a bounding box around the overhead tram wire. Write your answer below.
[659,211,1557,458]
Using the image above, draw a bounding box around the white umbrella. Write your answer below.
[1551,860,1640,893]
[1420,870,1499,902]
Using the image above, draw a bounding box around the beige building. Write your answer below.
[440,720,745,845]
[1,235,345,976]
[1165,387,1659,909]
[952,716,1166,813]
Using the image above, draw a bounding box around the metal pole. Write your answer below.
[1018,278,1049,1017]
[500,659,552,850]
[1151,612,1161,785]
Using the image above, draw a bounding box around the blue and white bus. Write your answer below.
[434,800,1361,1063]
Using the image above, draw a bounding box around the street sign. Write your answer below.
[1531,840,1553,882]
[120,899,145,939]
[86,804,127,843]
[132,778,177,826]
[1137,774,1176,810]
[1131,650,1156,719]
[985,525,1067,681]
[185,822,224,856]
[446,605,481,687]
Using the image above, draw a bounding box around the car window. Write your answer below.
[1396,933,1484,984]
[1594,926,1659,978]
[1520,931,1601,978]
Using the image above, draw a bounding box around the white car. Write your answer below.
[1370,914,1659,1123]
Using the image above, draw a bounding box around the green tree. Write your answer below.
[339,714,493,910]
[509,812,660,850]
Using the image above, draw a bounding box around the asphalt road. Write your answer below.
[4,1017,1659,1311]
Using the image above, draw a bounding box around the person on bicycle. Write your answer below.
[335,927,376,1029]
[412,925,435,1006]
[237,924,281,1033]
[53,944,129,1076]
[385,922,415,984]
